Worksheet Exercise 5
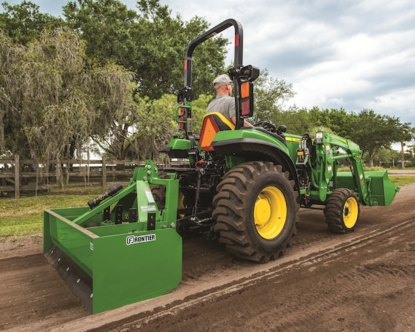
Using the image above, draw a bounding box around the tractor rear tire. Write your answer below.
[324,188,360,234]
[212,161,299,263]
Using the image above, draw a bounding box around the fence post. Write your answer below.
[102,156,106,191]
[14,155,20,199]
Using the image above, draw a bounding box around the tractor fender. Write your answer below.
[211,138,300,191]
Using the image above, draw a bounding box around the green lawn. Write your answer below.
[389,176,415,187]
[0,186,103,238]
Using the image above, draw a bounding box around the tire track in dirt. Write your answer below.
[133,223,415,332]
[268,262,415,331]
[2,185,415,332]
[85,219,415,332]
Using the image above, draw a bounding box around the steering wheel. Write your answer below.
[253,121,277,133]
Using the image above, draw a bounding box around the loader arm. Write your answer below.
[307,131,399,207]
[314,132,369,205]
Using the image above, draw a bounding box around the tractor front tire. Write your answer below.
[213,161,299,263]
[324,188,360,234]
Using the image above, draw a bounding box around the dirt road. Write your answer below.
[1,183,415,332]
[388,170,415,176]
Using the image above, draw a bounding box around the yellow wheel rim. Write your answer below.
[343,197,358,228]
[254,186,287,239]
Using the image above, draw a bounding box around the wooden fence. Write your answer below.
[0,156,186,199]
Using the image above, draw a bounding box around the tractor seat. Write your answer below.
[199,112,234,150]
[203,112,235,131]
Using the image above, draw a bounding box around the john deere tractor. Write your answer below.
[43,19,399,314]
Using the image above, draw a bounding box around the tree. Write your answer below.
[0,28,136,177]
[349,110,406,167]
[0,1,62,44]
[395,123,413,169]
[251,69,295,124]
[362,148,399,167]
[275,106,316,136]
[91,94,176,163]
[306,107,414,167]
[62,0,228,163]
[308,107,354,139]
[62,0,138,70]
[63,0,229,100]
[90,93,213,164]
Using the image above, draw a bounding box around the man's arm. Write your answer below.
[231,117,253,127]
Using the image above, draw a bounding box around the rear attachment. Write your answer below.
[43,160,182,314]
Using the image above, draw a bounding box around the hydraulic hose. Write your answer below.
[87,183,123,209]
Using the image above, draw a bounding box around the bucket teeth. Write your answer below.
[45,243,93,314]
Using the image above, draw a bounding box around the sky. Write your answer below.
[2,0,415,133]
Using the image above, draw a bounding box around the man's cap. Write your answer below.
[213,74,232,88]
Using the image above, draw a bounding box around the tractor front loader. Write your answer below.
[44,18,400,314]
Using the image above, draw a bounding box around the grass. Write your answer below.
[0,186,103,238]
[389,176,415,186]
[338,166,385,172]
[388,166,415,170]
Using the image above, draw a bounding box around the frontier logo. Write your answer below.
[126,234,156,245]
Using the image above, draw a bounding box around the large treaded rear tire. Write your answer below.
[212,161,299,263]
[324,188,360,234]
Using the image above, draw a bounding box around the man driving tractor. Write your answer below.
[206,74,252,128]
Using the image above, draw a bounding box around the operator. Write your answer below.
[206,74,252,127]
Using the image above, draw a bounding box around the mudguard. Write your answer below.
[210,130,300,190]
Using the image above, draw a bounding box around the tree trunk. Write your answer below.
[114,127,126,171]
[401,142,405,170]
[369,153,375,167]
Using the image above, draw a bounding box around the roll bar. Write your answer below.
[178,18,257,132]
[183,19,243,88]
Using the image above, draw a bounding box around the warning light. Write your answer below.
[239,82,253,117]
[241,82,250,99]
[241,100,250,115]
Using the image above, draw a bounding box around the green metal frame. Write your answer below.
[291,131,400,206]
[43,160,182,314]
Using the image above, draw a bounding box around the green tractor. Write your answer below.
[43,19,399,314]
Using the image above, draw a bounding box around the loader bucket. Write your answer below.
[337,170,399,207]
[364,171,399,207]
[43,160,182,314]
